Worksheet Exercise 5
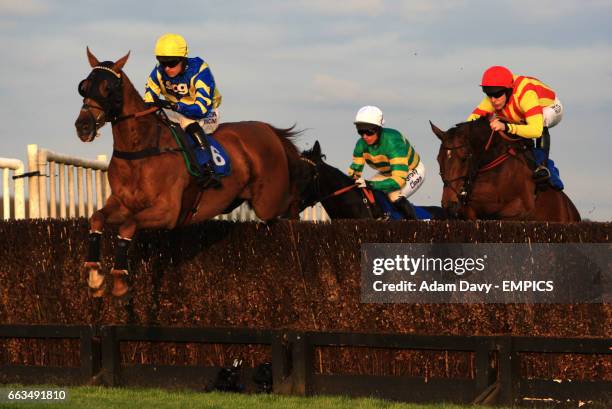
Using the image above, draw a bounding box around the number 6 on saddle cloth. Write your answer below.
[169,122,231,178]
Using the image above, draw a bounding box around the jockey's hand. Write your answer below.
[489,118,508,132]
[155,100,178,111]
[355,178,370,189]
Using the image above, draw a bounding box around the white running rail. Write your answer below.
[27,144,109,219]
[5,144,329,222]
[0,157,26,220]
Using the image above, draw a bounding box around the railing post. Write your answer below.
[77,167,85,217]
[37,148,49,218]
[49,161,57,218]
[291,332,313,396]
[86,168,94,217]
[68,165,76,218]
[100,326,119,386]
[59,164,66,218]
[27,144,40,218]
[96,155,107,209]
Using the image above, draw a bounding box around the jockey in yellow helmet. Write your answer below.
[144,33,222,188]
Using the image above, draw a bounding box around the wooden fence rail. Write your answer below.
[0,324,609,406]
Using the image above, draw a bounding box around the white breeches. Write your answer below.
[543,99,563,129]
[164,108,221,134]
[372,160,426,202]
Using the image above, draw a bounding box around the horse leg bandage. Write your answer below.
[87,231,103,262]
[113,236,132,272]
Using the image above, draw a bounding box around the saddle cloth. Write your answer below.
[534,148,564,190]
[169,123,231,177]
[372,190,433,220]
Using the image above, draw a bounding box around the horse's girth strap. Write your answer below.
[113,147,162,160]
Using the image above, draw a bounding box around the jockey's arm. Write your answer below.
[467,96,494,121]
[175,66,215,119]
[143,67,163,104]
[506,90,544,138]
[348,141,366,179]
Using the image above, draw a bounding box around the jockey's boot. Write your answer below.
[393,196,416,220]
[185,122,221,189]
[533,127,551,184]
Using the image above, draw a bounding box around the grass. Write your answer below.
[0,386,507,409]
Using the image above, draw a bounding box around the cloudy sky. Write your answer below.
[1,0,611,220]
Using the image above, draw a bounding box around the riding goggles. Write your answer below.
[157,57,183,68]
[482,86,508,99]
[357,127,378,136]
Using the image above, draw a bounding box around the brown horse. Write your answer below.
[430,118,580,222]
[75,49,305,297]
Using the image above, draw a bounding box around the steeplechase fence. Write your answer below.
[0,324,609,406]
[1,145,328,221]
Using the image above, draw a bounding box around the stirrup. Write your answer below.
[533,165,551,182]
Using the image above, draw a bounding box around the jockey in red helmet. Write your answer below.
[467,66,564,190]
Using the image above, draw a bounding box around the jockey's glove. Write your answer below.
[154,99,179,111]
[355,178,371,189]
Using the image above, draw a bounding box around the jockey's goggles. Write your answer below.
[357,127,378,136]
[157,57,183,68]
[483,86,508,99]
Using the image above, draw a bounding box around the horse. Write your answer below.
[300,141,447,220]
[429,118,580,221]
[74,49,306,297]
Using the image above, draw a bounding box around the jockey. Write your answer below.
[348,106,426,220]
[467,65,564,190]
[144,33,222,188]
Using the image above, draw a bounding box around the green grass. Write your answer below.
[0,386,505,409]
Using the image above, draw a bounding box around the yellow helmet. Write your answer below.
[154,33,189,57]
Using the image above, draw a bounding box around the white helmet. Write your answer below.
[354,105,384,127]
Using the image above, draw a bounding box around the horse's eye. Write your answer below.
[78,79,88,97]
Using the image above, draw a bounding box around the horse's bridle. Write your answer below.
[299,156,375,217]
[78,63,158,142]
[440,128,522,208]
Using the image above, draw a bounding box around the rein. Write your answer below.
[300,156,376,217]
[441,129,523,207]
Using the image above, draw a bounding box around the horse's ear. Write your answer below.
[430,121,446,141]
[313,140,321,156]
[86,47,99,67]
[113,51,130,72]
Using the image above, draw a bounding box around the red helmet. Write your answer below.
[480,66,514,88]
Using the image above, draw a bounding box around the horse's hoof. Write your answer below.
[85,262,105,296]
[89,287,105,298]
[111,269,129,297]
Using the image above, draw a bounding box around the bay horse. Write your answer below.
[74,49,305,297]
[430,118,580,221]
[300,141,447,219]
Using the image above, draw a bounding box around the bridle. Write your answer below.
[299,156,376,217]
[78,63,158,142]
[440,126,522,208]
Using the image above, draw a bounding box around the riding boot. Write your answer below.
[393,196,417,220]
[533,127,551,184]
[185,122,221,189]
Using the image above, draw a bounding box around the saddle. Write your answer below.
[166,120,231,180]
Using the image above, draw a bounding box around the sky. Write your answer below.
[1,0,611,220]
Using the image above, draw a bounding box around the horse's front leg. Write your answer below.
[85,195,130,297]
[110,202,180,297]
